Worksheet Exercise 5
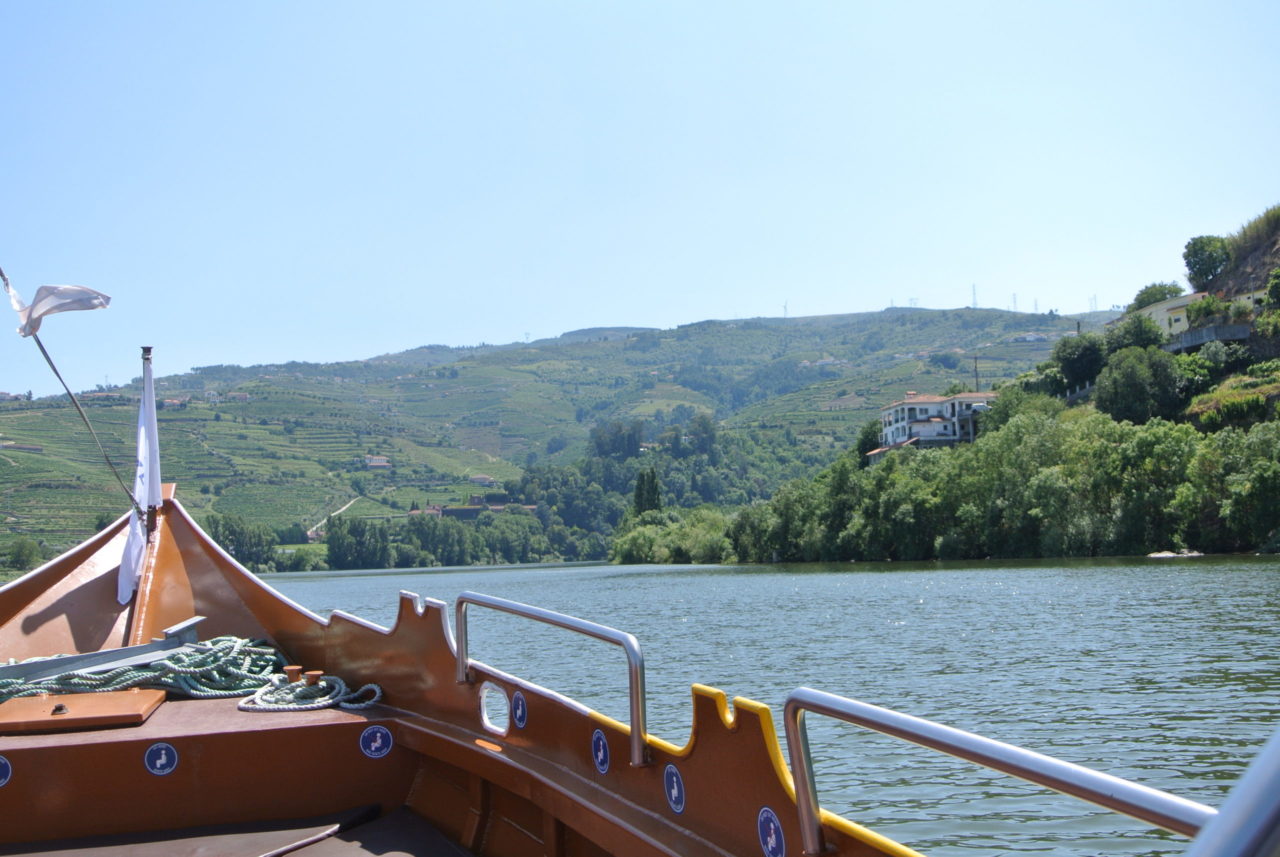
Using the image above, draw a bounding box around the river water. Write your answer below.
[270,556,1280,857]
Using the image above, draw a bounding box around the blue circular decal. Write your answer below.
[144,742,179,776]
[758,806,785,857]
[360,725,393,759]
[663,763,686,814]
[0,755,10,787]
[591,728,610,774]
[512,691,528,729]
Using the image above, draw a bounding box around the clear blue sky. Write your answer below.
[3,1,1278,397]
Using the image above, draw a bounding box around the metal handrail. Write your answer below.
[454,591,649,767]
[783,687,1218,856]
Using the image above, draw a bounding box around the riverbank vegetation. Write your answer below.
[726,408,1280,562]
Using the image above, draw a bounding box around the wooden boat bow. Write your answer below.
[0,490,924,857]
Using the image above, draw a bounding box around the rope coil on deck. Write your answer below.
[0,636,382,712]
[237,673,383,712]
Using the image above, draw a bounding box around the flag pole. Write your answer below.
[118,346,161,604]
[139,346,161,534]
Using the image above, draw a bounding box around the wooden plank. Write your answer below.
[0,689,165,734]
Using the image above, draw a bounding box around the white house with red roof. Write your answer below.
[868,390,997,463]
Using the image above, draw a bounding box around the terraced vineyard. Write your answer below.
[0,306,1114,560]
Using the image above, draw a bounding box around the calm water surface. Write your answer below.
[270,556,1280,857]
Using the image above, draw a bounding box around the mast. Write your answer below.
[140,347,161,533]
[117,346,162,605]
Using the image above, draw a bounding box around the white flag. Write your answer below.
[7,284,111,337]
[117,353,162,604]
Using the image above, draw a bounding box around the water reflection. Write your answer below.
[270,556,1280,857]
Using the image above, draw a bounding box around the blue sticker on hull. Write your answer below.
[591,728,610,774]
[144,742,178,776]
[360,725,393,758]
[663,763,685,813]
[758,806,785,857]
[512,691,528,729]
[0,755,10,787]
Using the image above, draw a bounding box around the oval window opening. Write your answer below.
[480,682,510,736]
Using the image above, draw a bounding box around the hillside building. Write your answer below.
[868,391,997,464]
[1122,292,1204,335]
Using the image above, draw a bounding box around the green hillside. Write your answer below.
[0,307,1112,557]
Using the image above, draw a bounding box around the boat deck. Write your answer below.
[0,697,426,853]
[1,694,380,748]
[0,806,471,856]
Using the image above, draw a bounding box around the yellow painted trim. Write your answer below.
[582,699,697,758]
[586,708,630,733]
[589,684,927,857]
[730,693,796,800]
[731,690,927,857]
[691,682,734,728]
[822,809,928,857]
[649,734,684,756]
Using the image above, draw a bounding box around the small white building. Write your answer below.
[868,391,997,463]
[1124,292,1204,335]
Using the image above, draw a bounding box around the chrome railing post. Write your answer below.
[782,699,826,856]
[454,591,649,767]
[783,687,1217,853]
[454,598,471,684]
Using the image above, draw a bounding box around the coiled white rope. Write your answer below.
[238,673,383,712]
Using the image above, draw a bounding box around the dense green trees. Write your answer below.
[980,388,1063,432]
[1187,295,1230,327]
[6,537,43,571]
[1127,282,1185,312]
[1172,423,1280,552]
[323,507,564,570]
[205,513,278,569]
[633,468,662,515]
[726,407,1280,562]
[1184,235,1231,288]
[1094,347,1183,423]
[1051,332,1106,388]
[1104,314,1167,353]
[854,419,882,465]
[1008,316,1167,402]
[275,522,310,545]
[325,515,390,569]
[612,507,732,564]
[314,408,828,569]
[399,514,483,566]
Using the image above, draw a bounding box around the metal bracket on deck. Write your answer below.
[0,616,206,682]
